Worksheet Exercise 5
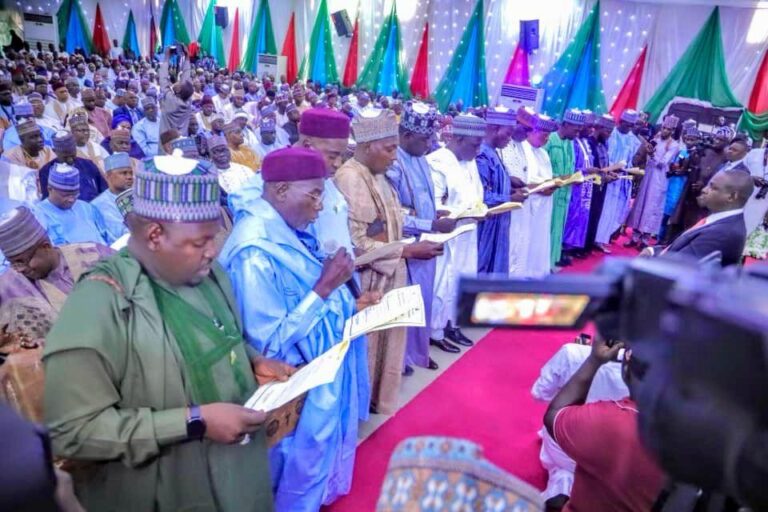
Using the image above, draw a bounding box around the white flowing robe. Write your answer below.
[741,147,768,234]
[506,141,553,279]
[427,147,483,333]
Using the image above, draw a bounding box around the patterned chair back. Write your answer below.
[377,436,543,511]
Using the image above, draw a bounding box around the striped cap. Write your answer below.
[452,113,487,138]
[620,109,639,124]
[49,162,80,191]
[104,152,131,172]
[595,114,616,130]
[563,108,587,126]
[115,188,134,218]
[133,155,220,223]
[485,106,517,127]
[516,107,536,128]
[0,207,48,258]
[532,113,558,133]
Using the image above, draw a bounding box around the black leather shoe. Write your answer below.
[445,328,474,347]
[427,358,439,370]
[402,365,414,377]
[556,256,573,267]
[430,338,460,353]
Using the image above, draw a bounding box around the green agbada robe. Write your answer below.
[43,249,273,512]
[545,131,575,267]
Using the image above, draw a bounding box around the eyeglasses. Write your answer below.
[301,190,325,204]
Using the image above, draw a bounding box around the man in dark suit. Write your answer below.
[644,169,754,266]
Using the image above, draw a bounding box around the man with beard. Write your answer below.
[2,118,56,169]
[44,154,288,512]
[131,97,160,157]
[69,110,110,175]
[91,152,134,242]
[80,88,112,138]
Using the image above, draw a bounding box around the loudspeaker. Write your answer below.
[331,10,353,37]
[215,6,228,29]
[520,19,539,53]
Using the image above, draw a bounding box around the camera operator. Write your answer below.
[543,337,664,512]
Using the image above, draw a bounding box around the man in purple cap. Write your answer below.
[33,162,111,245]
[39,130,107,202]
[219,147,372,512]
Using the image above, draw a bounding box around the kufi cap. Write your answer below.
[260,104,277,117]
[233,111,250,121]
[169,137,199,158]
[133,155,220,222]
[52,80,66,91]
[111,112,132,129]
[201,94,214,106]
[110,128,131,142]
[683,125,701,138]
[485,106,517,127]
[17,119,40,137]
[451,113,487,138]
[261,147,328,182]
[65,77,79,86]
[276,92,289,102]
[595,114,616,130]
[141,96,156,109]
[211,112,225,122]
[49,162,80,191]
[80,87,95,99]
[532,113,558,132]
[352,109,398,143]
[300,107,351,139]
[682,118,697,129]
[207,134,228,150]
[516,107,536,128]
[286,104,298,114]
[620,109,639,124]
[0,207,48,258]
[220,84,230,93]
[27,92,44,103]
[68,111,89,129]
[115,88,127,97]
[115,189,134,218]
[662,115,680,130]
[53,130,76,153]
[715,125,735,141]
[14,102,33,118]
[563,108,587,126]
[232,88,245,98]
[104,152,131,173]
[260,118,276,133]
[582,110,597,126]
[223,122,241,134]
[400,101,438,134]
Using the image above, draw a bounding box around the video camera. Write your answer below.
[457,255,768,510]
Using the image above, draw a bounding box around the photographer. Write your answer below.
[543,337,664,511]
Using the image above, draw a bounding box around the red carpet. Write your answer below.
[326,239,640,511]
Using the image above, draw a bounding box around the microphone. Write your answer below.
[322,240,361,299]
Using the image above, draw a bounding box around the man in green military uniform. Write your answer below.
[545,109,585,269]
[43,153,294,511]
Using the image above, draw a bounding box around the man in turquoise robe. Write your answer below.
[219,147,370,512]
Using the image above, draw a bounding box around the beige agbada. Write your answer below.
[335,156,408,414]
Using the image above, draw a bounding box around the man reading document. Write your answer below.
[43,153,292,512]
[219,147,372,512]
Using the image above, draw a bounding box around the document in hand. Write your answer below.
[244,339,351,412]
[354,237,417,267]
[420,223,477,244]
[486,201,523,216]
[343,284,426,340]
[448,203,489,220]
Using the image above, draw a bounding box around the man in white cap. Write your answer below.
[512,108,559,278]
[427,113,486,351]
[626,115,681,248]
[91,152,134,242]
[33,163,111,246]
[208,135,254,198]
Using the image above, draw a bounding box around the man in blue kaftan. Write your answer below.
[387,102,451,372]
[219,148,370,512]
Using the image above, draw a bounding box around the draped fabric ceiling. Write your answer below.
[10,0,768,111]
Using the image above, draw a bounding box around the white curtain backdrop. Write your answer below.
[11,0,768,109]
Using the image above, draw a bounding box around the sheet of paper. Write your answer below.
[343,284,425,340]
[354,238,416,267]
[420,223,477,244]
[527,180,558,194]
[626,167,645,176]
[486,201,523,216]
[244,339,351,412]
[448,203,489,220]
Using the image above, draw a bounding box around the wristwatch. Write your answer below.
[186,404,206,440]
